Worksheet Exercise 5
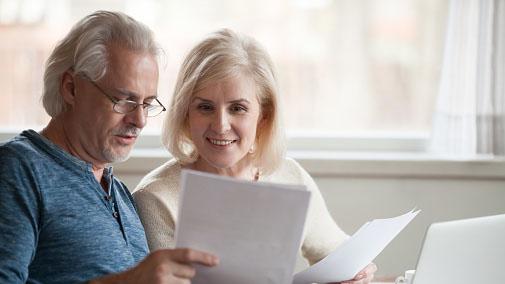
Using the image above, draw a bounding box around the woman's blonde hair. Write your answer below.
[162,29,285,175]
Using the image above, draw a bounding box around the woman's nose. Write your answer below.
[211,109,231,134]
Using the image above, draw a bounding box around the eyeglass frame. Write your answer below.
[79,74,166,117]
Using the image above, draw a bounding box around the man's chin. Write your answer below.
[110,154,130,163]
[102,147,132,163]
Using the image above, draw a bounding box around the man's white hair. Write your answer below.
[42,10,160,117]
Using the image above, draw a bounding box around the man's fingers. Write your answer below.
[142,249,218,282]
[163,274,191,284]
[162,248,220,266]
[173,248,219,266]
[165,261,197,279]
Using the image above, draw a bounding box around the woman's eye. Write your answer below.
[197,104,213,112]
[230,104,247,113]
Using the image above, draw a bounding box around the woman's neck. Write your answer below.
[189,158,259,181]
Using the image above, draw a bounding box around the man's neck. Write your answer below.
[41,117,106,183]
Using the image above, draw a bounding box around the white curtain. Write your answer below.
[430,0,505,158]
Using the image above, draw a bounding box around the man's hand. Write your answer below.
[90,248,219,284]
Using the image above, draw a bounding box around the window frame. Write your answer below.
[2,127,504,180]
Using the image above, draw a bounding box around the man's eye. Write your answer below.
[117,99,136,106]
[143,103,154,109]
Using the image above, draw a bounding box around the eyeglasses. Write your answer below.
[81,75,166,117]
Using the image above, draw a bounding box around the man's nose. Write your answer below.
[125,105,147,129]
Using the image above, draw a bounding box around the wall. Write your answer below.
[316,176,505,276]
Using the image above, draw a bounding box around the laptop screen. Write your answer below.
[412,214,505,284]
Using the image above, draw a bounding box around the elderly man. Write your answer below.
[0,11,217,284]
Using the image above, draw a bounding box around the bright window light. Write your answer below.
[0,0,448,136]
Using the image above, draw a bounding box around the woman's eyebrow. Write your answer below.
[192,96,212,103]
[192,97,251,104]
[228,98,250,104]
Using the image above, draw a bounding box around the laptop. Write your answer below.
[412,213,505,284]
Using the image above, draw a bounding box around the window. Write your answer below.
[0,0,448,141]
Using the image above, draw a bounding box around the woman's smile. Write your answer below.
[206,137,238,147]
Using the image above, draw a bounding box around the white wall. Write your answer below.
[115,155,505,278]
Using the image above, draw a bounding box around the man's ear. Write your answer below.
[60,70,76,106]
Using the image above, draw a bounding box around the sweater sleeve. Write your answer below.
[292,160,349,265]
[133,182,178,251]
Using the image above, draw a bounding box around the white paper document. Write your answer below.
[293,209,420,284]
[175,170,311,284]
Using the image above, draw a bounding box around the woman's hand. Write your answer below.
[337,262,377,284]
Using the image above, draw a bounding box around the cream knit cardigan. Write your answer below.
[133,157,348,265]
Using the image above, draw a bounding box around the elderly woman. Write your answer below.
[133,29,376,283]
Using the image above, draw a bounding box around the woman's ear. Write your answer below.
[60,70,76,106]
